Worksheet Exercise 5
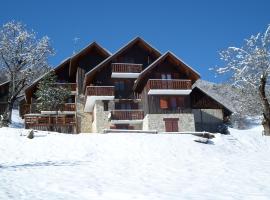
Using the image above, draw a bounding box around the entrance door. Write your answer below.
[164,118,179,132]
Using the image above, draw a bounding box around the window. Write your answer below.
[161,73,172,80]
[103,100,109,111]
[160,98,168,109]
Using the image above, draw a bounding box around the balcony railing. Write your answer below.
[21,103,76,115]
[111,63,142,73]
[54,83,77,91]
[111,110,144,120]
[146,79,192,90]
[86,86,115,96]
[25,115,76,125]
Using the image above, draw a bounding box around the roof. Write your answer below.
[24,41,110,103]
[24,58,71,103]
[69,42,112,75]
[192,85,233,114]
[133,51,201,91]
[83,37,162,90]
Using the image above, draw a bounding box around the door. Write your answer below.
[164,118,179,132]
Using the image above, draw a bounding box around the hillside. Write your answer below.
[0,125,270,200]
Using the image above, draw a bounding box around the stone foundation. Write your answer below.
[143,113,195,132]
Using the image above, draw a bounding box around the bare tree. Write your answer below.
[212,24,270,135]
[0,21,54,125]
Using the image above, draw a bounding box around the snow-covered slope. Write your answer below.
[0,126,270,200]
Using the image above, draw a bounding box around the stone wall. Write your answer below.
[92,100,114,133]
[76,95,92,133]
[143,113,195,132]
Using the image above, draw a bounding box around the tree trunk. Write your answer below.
[1,100,14,126]
[259,74,270,135]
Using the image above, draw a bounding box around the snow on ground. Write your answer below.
[1,115,270,199]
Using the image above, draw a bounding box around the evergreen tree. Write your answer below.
[35,71,71,112]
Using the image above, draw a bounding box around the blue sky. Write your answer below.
[0,0,270,82]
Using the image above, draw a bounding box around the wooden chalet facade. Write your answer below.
[20,37,232,133]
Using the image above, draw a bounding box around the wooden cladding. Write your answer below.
[111,110,144,120]
[111,63,142,73]
[86,86,115,96]
[54,83,77,91]
[147,79,192,90]
[25,115,76,125]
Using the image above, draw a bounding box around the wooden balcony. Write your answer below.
[84,86,115,112]
[21,103,76,116]
[24,115,76,133]
[25,115,76,125]
[111,63,142,73]
[111,63,142,78]
[111,110,144,121]
[146,79,192,95]
[86,86,114,96]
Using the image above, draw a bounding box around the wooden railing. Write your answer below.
[111,63,142,73]
[0,102,8,114]
[25,115,76,125]
[86,86,114,96]
[111,110,144,120]
[24,115,76,133]
[54,83,77,91]
[21,103,76,115]
[146,79,192,90]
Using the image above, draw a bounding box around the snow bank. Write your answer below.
[0,126,270,200]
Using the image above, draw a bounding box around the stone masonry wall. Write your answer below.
[143,113,195,132]
[76,95,92,133]
[92,100,114,133]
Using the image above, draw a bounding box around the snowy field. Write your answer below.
[0,113,270,199]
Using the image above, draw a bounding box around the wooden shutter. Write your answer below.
[160,98,168,109]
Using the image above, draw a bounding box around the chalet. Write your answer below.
[20,37,232,133]
[0,81,9,115]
